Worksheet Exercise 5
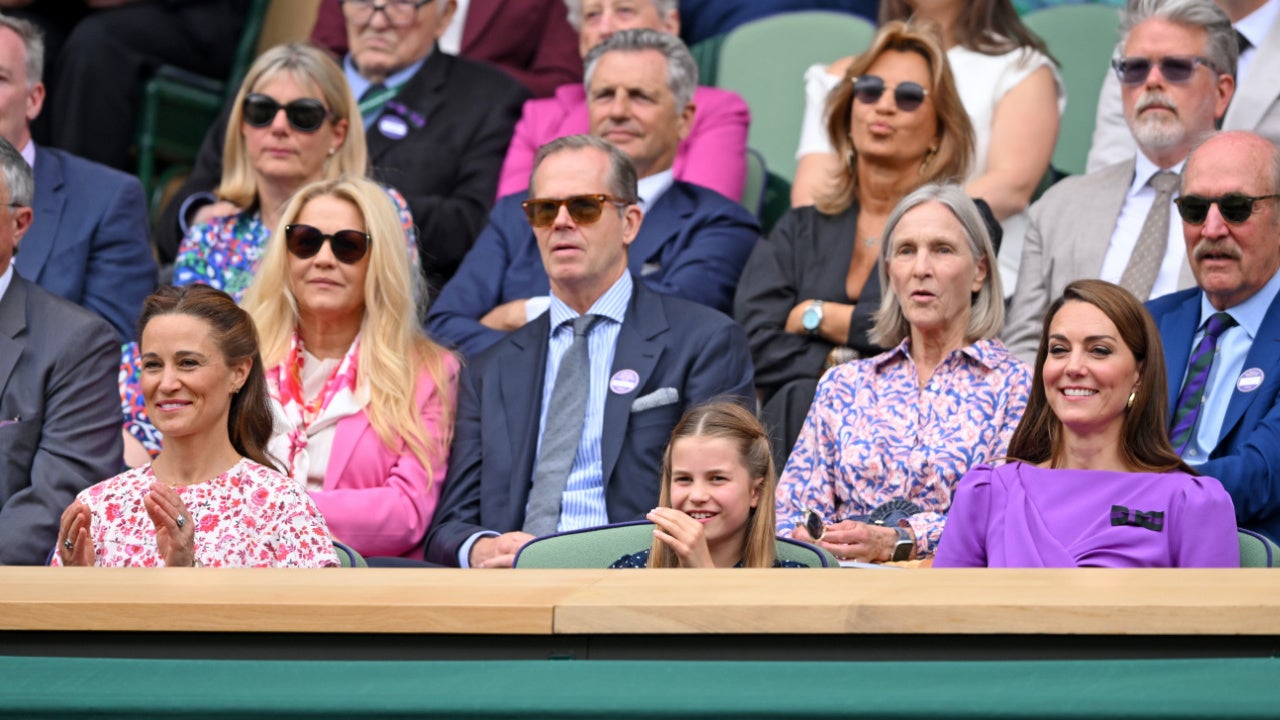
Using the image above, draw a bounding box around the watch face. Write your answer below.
[802,307,820,331]
[802,508,825,540]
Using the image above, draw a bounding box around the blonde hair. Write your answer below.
[217,43,367,209]
[241,175,452,486]
[649,401,778,568]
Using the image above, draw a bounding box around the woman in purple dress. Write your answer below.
[934,279,1239,568]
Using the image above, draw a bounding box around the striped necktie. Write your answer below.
[1169,311,1237,455]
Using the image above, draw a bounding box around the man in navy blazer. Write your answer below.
[0,135,122,565]
[0,15,155,342]
[425,135,753,568]
[1147,131,1280,542]
[428,29,759,358]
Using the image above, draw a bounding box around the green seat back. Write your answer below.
[740,147,767,218]
[1023,5,1122,176]
[715,12,875,184]
[1237,529,1280,568]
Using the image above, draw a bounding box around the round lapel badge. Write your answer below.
[1236,367,1265,393]
[377,115,408,140]
[609,369,639,395]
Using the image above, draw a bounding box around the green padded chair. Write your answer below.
[715,11,875,185]
[135,0,271,214]
[1237,528,1280,568]
[332,540,368,568]
[1023,4,1122,176]
[512,520,837,568]
[740,147,767,219]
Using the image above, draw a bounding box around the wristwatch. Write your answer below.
[890,525,914,562]
[801,300,824,336]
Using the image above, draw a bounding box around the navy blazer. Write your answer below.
[0,274,122,564]
[424,279,755,566]
[427,181,760,358]
[13,146,156,341]
[1148,287,1280,540]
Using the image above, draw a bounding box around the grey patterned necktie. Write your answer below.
[523,314,601,536]
[1118,170,1180,300]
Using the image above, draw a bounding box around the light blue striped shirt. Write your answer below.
[1183,268,1280,463]
[531,272,634,532]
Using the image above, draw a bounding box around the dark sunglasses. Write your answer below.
[1111,55,1219,86]
[242,93,330,132]
[521,194,631,228]
[851,75,929,112]
[1174,193,1280,225]
[284,224,371,264]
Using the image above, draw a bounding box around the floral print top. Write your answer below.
[122,186,416,457]
[51,459,338,567]
[775,337,1030,558]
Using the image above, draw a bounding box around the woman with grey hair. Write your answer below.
[777,183,1030,564]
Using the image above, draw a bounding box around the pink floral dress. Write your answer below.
[51,459,339,567]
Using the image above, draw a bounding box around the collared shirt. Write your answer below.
[0,264,13,304]
[1183,268,1280,463]
[1099,154,1186,300]
[776,337,1031,557]
[532,271,634,532]
[17,138,33,169]
[438,0,469,55]
[1236,0,1280,85]
[344,53,428,128]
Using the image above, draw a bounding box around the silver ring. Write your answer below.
[176,515,186,529]
[63,539,73,551]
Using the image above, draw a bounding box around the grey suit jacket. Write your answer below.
[0,274,122,565]
[1087,14,1280,172]
[1002,158,1194,364]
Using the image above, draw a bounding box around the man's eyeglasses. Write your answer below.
[521,194,632,228]
[1111,55,1219,86]
[340,0,434,28]
[851,75,929,112]
[1174,193,1280,225]
[284,224,372,264]
[242,94,330,133]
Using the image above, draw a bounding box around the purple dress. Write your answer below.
[933,461,1240,568]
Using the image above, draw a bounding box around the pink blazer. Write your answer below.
[496,84,750,201]
[310,354,460,559]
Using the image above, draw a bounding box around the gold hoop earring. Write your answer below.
[920,145,939,175]
[1126,390,1136,410]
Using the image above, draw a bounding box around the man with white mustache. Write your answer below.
[1147,130,1280,544]
[1004,0,1236,364]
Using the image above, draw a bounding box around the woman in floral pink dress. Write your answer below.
[54,284,337,568]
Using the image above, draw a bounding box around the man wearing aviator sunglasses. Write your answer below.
[1005,0,1235,364]
[425,134,754,568]
[428,29,759,359]
[1147,131,1280,545]
[1088,0,1280,173]
[156,0,528,297]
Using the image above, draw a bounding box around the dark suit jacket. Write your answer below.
[309,0,581,98]
[155,49,528,295]
[427,181,760,358]
[1148,287,1280,541]
[424,279,755,566]
[13,146,156,341]
[0,274,122,565]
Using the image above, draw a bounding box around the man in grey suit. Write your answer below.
[1005,0,1236,363]
[0,135,121,565]
[1088,0,1280,172]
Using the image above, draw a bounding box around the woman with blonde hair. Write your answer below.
[240,175,458,559]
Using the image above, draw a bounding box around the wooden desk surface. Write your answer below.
[0,567,605,634]
[2,567,1278,637]
[553,568,1280,635]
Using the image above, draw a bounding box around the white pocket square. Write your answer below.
[631,387,679,413]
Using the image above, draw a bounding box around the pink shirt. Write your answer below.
[776,338,1030,557]
[497,83,749,201]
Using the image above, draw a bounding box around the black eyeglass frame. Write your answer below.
[1174,193,1280,225]
[242,94,332,133]
[284,224,372,264]
[339,0,435,27]
[1110,55,1221,86]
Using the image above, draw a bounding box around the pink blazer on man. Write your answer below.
[496,84,750,201]
[309,355,460,559]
